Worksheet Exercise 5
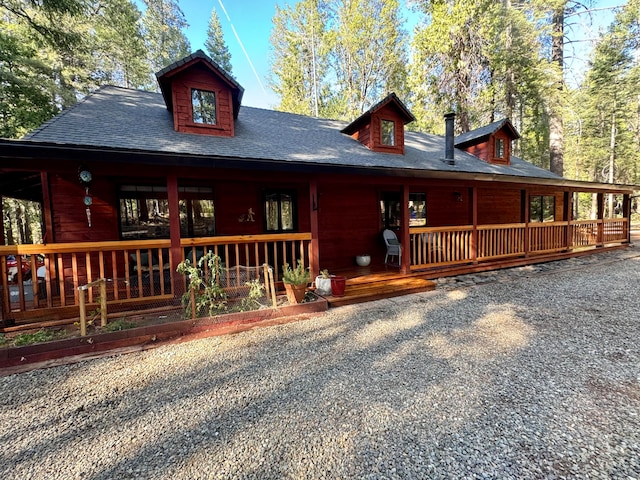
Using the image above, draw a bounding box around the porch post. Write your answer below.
[623,193,631,243]
[41,172,55,244]
[401,184,410,274]
[597,192,604,246]
[0,194,4,246]
[309,180,320,278]
[470,186,478,263]
[563,190,572,250]
[522,190,530,256]
[167,174,183,295]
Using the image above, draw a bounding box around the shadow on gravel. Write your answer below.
[2,254,639,478]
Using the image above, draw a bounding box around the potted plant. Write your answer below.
[315,269,333,296]
[282,260,311,304]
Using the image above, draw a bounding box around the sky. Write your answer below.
[169,0,620,110]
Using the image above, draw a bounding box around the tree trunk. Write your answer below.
[607,106,616,216]
[549,2,565,177]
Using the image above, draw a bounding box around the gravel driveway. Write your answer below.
[1,249,639,479]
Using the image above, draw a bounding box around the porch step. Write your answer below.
[325,277,436,307]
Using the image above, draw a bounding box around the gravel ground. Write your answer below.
[1,249,639,480]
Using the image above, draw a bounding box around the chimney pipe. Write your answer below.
[444,112,455,165]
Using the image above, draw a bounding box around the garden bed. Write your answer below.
[0,292,327,373]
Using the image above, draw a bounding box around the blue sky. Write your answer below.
[170,0,619,109]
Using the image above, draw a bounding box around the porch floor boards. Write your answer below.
[320,267,436,307]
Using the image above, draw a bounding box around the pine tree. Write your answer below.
[205,9,232,74]
[269,0,331,117]
[141,0,191,78]
[330,0,408,120]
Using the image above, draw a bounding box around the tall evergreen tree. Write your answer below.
[410,0,492,133]
[330,0,408,120]
[92,0,151,89]
[205,8,232,74]
[269,0,331,117]
[141,0,191,79]
[577,0,639,189]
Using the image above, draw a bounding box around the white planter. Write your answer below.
[355,255,371,267]
[315,276,333,295]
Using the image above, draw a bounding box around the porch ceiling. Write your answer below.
[0,171,42,202]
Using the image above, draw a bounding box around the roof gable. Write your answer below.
[340,93,415,154]
[454,118,520,166]
[454,118,519,147]
[156,50,244,120]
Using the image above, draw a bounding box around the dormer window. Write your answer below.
[495,138,505,159]
[381,120,395,146]
[192,88,217,125]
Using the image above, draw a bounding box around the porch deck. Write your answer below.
[320,267,436,307]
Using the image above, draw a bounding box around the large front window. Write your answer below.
[530,195,555,223]
[119,186,215,239]
[192,89,217,125]
[264,190,296,232]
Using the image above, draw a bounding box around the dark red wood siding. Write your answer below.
[318,183,385,269]
[50,174,119,243]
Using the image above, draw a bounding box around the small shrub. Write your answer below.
[282,260,311,285]
[237,279,266,312]
[13,329,59,346]
[177,252,228,318]
[103,318,137,332]
[0,333,6,346]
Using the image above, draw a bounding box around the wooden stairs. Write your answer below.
[321,272,436,307]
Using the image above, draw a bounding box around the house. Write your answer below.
[0,50,634,323]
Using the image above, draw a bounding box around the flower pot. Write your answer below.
[284,283,307,304]
[315,275,333,296]
[355,255,371,267]
[330,275,347,297]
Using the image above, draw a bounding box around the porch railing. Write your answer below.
[411,218,629,270]
[0,232,312,319]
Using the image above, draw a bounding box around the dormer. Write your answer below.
[340,93,415,154]
[454,118,519,165]
[156,50,244,137]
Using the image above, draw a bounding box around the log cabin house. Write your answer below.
[0,50,634,323]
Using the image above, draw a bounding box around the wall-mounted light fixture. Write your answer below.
[453,191,463,203]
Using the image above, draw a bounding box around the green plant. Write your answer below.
[320,269,330,278]
[282,260,311,285]
[238,279,266,312]
[103,318,137,332]
[0,333,6,346]
[13,329,59,346]
[177,252,228,318]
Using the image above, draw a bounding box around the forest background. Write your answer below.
[1,0,639,244]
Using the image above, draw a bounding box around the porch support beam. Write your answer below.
[470,186,478,263]
[623,193,631,243]
[41,172,54,244]
[564,190,572,250]
[167,175,182,295]
[597,192,604,246]
[401,184,410,274]
[309,180,320,278]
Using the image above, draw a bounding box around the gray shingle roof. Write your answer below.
[455,118,520,146]
[23,86,559,180]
